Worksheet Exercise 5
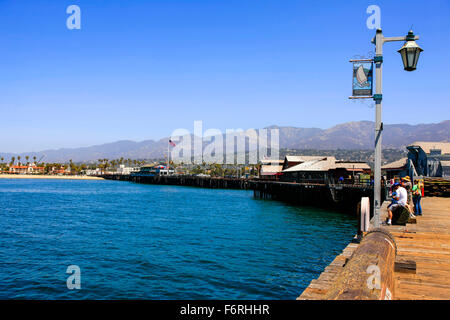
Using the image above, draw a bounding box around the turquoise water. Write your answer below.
[0,179,356,299]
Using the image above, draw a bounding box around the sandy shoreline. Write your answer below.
[0,174,104,180]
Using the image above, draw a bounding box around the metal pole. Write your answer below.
[373,29,383,227]
[369,29,419,226]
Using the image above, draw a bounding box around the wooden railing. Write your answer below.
[324,229,397,300]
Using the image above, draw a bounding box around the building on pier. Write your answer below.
[132,164,174,176]
[259,159,283,180]
[407,141,450,177]
[116,164,140,175]
[281,157,336,184]
[281,156,327,170]
[334,161,372,184]
[280,157,372,185]
[442,161,450,177]
[382,158,410,180]
[382,142,450,179]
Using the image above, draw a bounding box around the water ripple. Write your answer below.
[0,179,356,299]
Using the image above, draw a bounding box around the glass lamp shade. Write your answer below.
[398,39,423,71]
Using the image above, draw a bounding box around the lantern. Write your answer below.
[398,30,423,71]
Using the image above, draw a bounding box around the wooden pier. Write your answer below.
[298,196,450,300]
[103,174,374,212]
[103,174,251,190]
[250,180,373,212]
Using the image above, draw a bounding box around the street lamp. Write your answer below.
[371,28,423,228]
[398,30,424,71]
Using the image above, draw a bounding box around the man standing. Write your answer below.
[402,176,413,212]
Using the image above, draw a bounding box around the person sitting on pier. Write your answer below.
[387,191,398,209]
[386,183,409,225]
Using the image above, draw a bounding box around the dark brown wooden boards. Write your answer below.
[394,259,416,274]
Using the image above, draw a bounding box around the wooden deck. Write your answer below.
[298,197,450,300]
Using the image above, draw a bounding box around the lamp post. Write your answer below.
[371,29,423,227]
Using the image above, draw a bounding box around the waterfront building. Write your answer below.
[407,141,450,177]
[280,157,372,185]
[9,165,28,174]
[281,156,328,170]
[9,164,45,174]
[382,141,450,179]
[84,168,102,176]
[333,161,372,184]
[281,157,336,184]
[133,164,175,176]
[116,164,140,175]
[381,158,410,180]
[442,161,450,177]
[259,159,283,180]
[50,166,70,175]
[280,156,372,185]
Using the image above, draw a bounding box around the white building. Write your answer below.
[117,165,140,175]
[84,168,102,176]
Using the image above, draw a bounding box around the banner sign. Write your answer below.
[352,61,373,96]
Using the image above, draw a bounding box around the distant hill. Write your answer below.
[272,120,450,150]
[1,120,449,162]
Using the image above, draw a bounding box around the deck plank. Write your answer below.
[393,197,450,300]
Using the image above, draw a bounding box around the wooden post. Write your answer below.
[325,229,397,300]
[360,197,370,232]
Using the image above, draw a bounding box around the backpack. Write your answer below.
[392,205,410,225]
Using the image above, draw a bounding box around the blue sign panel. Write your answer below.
[352,62,373,96]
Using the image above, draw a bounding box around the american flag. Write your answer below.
[169,139,176,147]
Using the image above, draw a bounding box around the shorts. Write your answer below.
[388,203,401,211]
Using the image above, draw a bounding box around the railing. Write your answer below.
[325,229,397,300]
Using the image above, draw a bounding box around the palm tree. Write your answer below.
[97,159,103,174]
[11,157,15,166]
[17,156,21,166]
[33,156,37,164]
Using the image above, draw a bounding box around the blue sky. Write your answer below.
[0,0,449,153]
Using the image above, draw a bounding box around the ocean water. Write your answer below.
[0,179,356,299]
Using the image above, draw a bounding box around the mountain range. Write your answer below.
[2,120,449,163]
